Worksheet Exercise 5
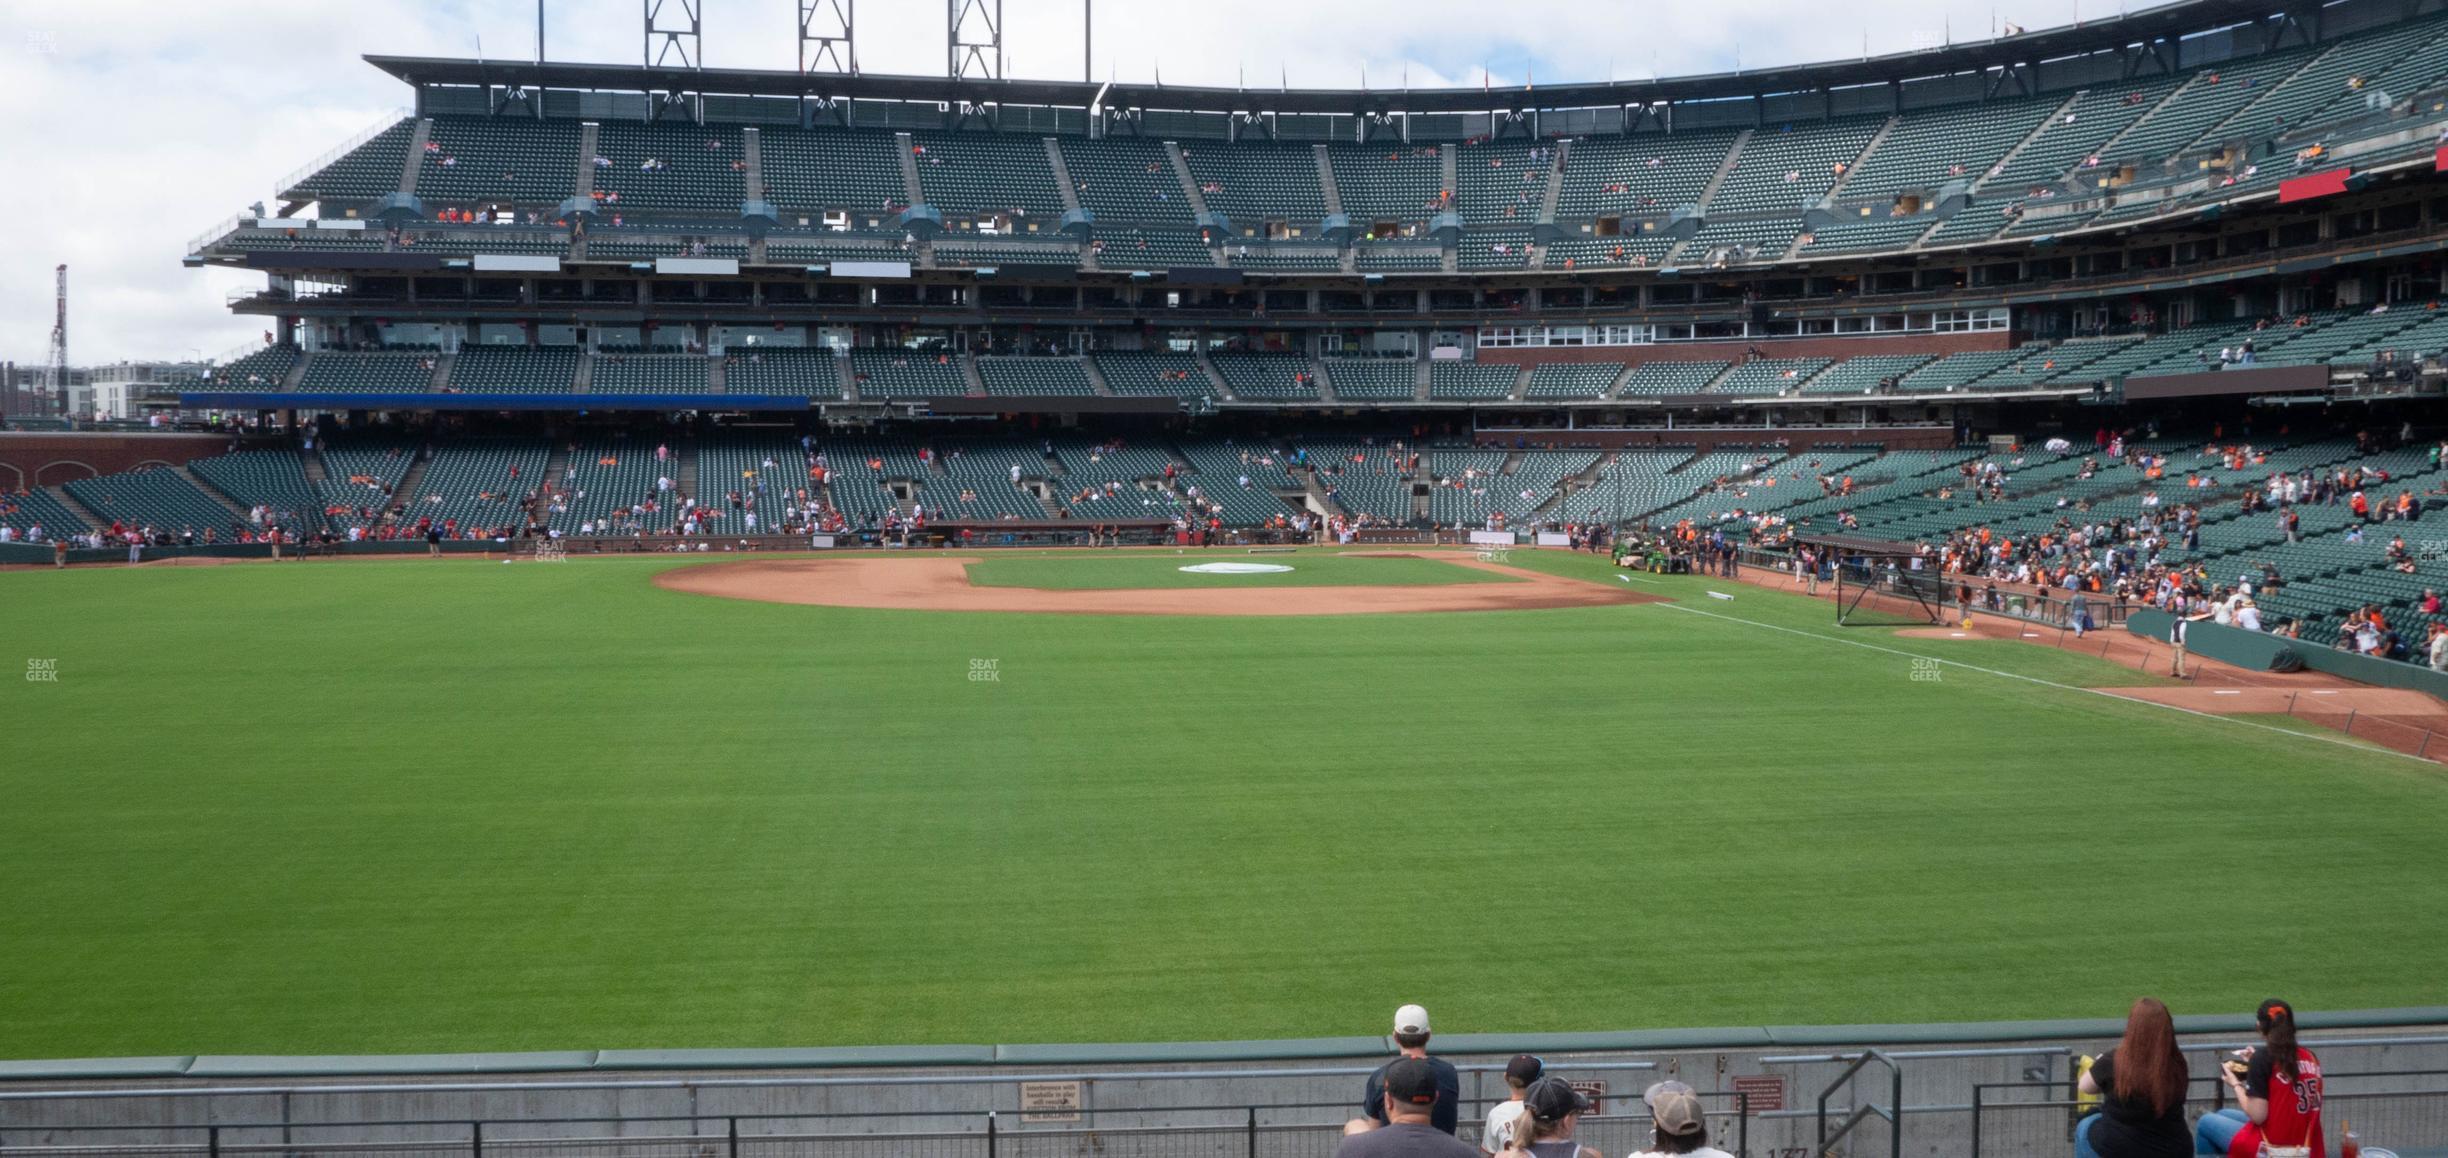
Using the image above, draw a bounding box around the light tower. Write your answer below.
[45,264,67,417]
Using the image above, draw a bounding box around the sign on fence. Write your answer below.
[1731,1074,1785,1114]
[1020,1080,1083,1123]
[1568,1081,1607,1116]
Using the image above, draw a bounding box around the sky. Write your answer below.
[0,0,2151,367]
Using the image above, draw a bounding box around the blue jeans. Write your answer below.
[2075,1112,2103,1158]
[2196,1108,2247,1156]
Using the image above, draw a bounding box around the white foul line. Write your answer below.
[1654,602,2434,766]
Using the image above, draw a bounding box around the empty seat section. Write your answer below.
[1456,141,1549,225]
[207,345,302,390]
[1798,354,1934,395]
[910,132,1067,221]
[1093,352,1214,398]
[760,127,910,215]
[1705,117,1883,214]
[298,352,432,393]
[1352,244,1445,271]
[1092,228,1214,268]
[66,468,255,538]
[1710,358,1831,396]
[1619,361,1728,397]
[450,347,579,393]
[1059,137,1195,227]
[1840,99,2058,200]
[1523,363,1623,400]
[591,122,746,212]
[1324,360,1417,401]
[722,348,840,397]
[0,487,91,539]
[933,239,1082,268]
[1554,131,1739,218]
[190,451,318,534]
[1429,362,1520,401]
[850,349,968,397]
[1329,143,1445,225]
[591,352,709,394]
[416,116,584,208]
[1211,353,1319,400]
[1300,440,1413,521]
[282,118,417,203]
[934,441,1055,521]
[1180,143,1327,236]
[978,357,1095,396]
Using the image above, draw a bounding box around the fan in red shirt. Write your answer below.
[2199,999,2323,1158]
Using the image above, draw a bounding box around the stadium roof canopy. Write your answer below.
[367,0,2317,117]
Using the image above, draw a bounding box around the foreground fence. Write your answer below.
[0,1096,1754,1158]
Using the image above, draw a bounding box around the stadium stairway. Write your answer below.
[1080,358,1115,396]
[389,446,435,514]
[48,485,107,531]
[572,123,598,201]
[1163,142,1212,219]
[1824,116,1899,198]
[1691,128,1754,214]
[677,439,700,503]
[1312,144,1344,218]
[740,128,765,203]
[175,464,257,526]
[397,120,431,196]
[539,442,573,513]
[1196,352,1235,402]
[301,447,329,487]
[1536,139,1569,225]
[2080,75,2201,178]
[1438,144,1458,208]
[1044,139,1083,214]
[894,132,924,206]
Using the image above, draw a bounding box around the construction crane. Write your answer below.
[45,264,67,417]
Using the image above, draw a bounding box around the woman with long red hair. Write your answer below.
[2075,997,2191,1158]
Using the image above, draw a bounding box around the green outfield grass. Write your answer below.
[2,547,2444,1060]
[961,551,1514,589]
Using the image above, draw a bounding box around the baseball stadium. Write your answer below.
[7,1,2448,1154]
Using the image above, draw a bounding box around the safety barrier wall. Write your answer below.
[2,1013,2445,1157]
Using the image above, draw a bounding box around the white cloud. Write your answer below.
[0,0,2096,364]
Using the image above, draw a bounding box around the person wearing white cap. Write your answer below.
[1625,1084,1733,1158]
[1354,1004,1461,1136]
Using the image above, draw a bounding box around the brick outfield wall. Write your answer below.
[1470,330,2016,365]
[0,433,233,490]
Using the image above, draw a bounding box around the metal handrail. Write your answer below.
[1816,1047,1903,1158]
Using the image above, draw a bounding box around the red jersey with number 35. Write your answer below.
[2230,1046,2323,1158]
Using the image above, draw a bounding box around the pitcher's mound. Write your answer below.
[656,554,1658,616]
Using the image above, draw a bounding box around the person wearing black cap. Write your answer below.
[1480,1055,1544,1155]
[1357,1004,1461,1135]
[1334,1057,1480,1158]
[1496,1076,1599,1158]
